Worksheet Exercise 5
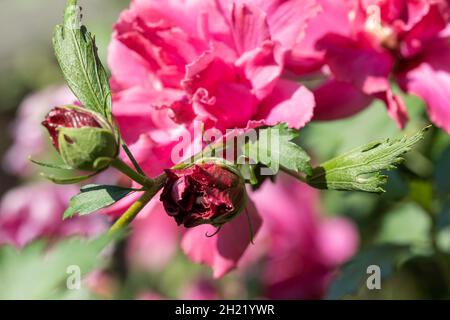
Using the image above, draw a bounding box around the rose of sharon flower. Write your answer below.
[0,183,107,248]
[109,0,319,154]
[161,163,247,228]
[106,0,319,277]
[291,0,450,132]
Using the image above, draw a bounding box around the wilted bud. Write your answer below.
[42,106,118,171]
[160,162,247,228]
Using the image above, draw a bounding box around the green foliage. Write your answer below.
[63,184,136,219]
[434,144,450,197]
[307,127,429,193]
[302,103,401,162]
[376,203,432,249]
[0,234,115,299]
[244,123,313,176]
[326,244,410,299]
[53,0,111,119]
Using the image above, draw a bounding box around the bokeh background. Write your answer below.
[1,0,450,300]
[0,0,127,195]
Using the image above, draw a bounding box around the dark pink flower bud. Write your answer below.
[41,105,118,171]
[160,163,246,228]
[42,106,102,151]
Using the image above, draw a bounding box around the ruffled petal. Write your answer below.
[397,39,450,133]
[181,199,262,278]
[317,33,393,94]
[230,2,270,54]
[257,79,315,129]
[312,80,374,120]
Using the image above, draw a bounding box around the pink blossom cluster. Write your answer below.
[105,0,404,298]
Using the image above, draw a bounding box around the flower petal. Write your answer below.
[312,80,374,120]
[236,40,284,100]
[317,33,393,94]
[181,199,262,278]
[257,79,316,129]
[287,0,353,74]
[127,199,180,271]
[231,3,271,54]
[374,88,409,129]
[397,39,450,133]
[263,0,321,49]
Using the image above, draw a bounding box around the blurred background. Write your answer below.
[0,0,450,300]
[0,0,127,196]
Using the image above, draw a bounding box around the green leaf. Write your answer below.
[53,0,111,119]
[244,123,312,176]
[307,126,430,193]
[375,202,432,249]
[0,233,120,299]
[63,184,136,219]
[326,244,410,299]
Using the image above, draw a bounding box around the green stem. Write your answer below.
[111,158,154,188]
[121,142,145,176]
[109,174,167,234]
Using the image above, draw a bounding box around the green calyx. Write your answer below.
[58,126,118,171]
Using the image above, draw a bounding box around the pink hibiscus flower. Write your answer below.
[290,0,450,133]
[107,0,320,278]
[108,0,319,150]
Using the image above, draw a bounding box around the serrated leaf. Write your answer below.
[63,184,135,219]
[307,127,429,193]
[326,244,410,299]
[244,123,312,176]
[53,0,111,119]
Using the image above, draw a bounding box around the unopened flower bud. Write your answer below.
[160,161,247,228]
[42,106,118,171]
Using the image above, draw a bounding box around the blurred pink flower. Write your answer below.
[0,183,107,248]
[3,86,75,176]
[126,198,180,271]
[182,279,219,300]
[249,174,359,299]
[292,0,450,132]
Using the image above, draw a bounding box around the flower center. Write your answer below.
[364,5,397,50]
